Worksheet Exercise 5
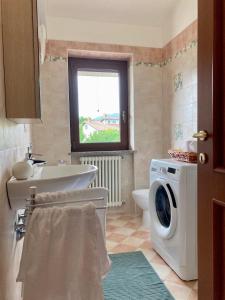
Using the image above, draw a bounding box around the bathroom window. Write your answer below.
[69,57,129,152]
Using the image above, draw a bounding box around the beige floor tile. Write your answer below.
[164,281,192,300]
[107,233,127,243]
[108,219,129,226]
[106,215,117,220]
[111,244,137,253]
[122,236,144,247]
[123,221,141,229]
[106,240,118,251]
[185,281,197,290]
[150,253,167,265]
[116,215,134,221]
[166,269,185,284]
[188,290,198,300]
[107,212,123,219]
[166,270,197,290]
[139,240,153,250]
[131,230,150,239]
[106,213,198,300]
[193,281,198,290]
[106,231,113,238]
[141,249,157,262]
[139,225,150,232]
[127,217,142,223]
[113,227,136,236]
[106,224,120,232]
[151,262,173,281]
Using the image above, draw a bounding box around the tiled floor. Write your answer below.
[106,212,198,300]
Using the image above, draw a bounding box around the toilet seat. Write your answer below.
[132,189,150,228]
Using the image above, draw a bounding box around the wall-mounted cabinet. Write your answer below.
[1,0,46,123]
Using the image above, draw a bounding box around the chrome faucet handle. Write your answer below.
[26,145,43,159]
[27,145,32,154]
[26,152,43,161]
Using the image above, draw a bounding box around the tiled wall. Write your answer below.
[133,64,164,188]
[32,20,197,206]
[33,61,71,164]
[32,43,164,208]
[162,20,197,152]
[0,1,31,298]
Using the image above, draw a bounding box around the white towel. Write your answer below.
[35,188,108,234]
[17,203,111,300]
[34,188,108,205]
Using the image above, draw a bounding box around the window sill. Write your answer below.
[71,149,135,158]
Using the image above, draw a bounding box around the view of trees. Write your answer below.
[79,116,120,143]
[85,129,120,143]
[79,116,87,142]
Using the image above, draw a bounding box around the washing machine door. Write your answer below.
[150,179,177,239]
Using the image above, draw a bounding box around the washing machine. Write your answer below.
[149,159,197,280]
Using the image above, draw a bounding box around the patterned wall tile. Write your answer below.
[174,123,184,141]
[174,73,183,92]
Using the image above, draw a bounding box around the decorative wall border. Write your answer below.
[45,38,197,68]
[45,56,67,63]
[46,40,162,64]
[160,39,197,67]
[134,39,197,67]
[45,20,198,68]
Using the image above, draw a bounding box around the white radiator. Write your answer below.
[80,156,122,207]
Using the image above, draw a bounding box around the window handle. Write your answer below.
[122,111,127,124]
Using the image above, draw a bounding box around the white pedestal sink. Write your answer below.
[7,164,98,210]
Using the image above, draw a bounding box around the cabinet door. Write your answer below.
[1,0,41,122]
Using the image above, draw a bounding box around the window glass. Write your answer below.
[69,58,129,152]
[77,71,121,144]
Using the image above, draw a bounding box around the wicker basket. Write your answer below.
[168,150,197,163]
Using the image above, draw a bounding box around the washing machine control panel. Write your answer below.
[152,166,178,175]
[150,162,181,180]
[167,167,176,174]
[159,167,167,174]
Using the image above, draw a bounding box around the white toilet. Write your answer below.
[132,189,150,227]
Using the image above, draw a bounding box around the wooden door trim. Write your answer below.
[198,0,214,298]
[212,198,225,300]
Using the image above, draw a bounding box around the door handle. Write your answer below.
[193,130,208,141]
[199,153,208,164]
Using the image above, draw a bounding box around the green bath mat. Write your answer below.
[103,251,174,300]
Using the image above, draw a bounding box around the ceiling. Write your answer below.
[46,0,178,27]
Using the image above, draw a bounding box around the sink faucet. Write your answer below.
[26,146,47,165]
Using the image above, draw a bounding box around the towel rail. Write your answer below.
[15,186,107,241]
